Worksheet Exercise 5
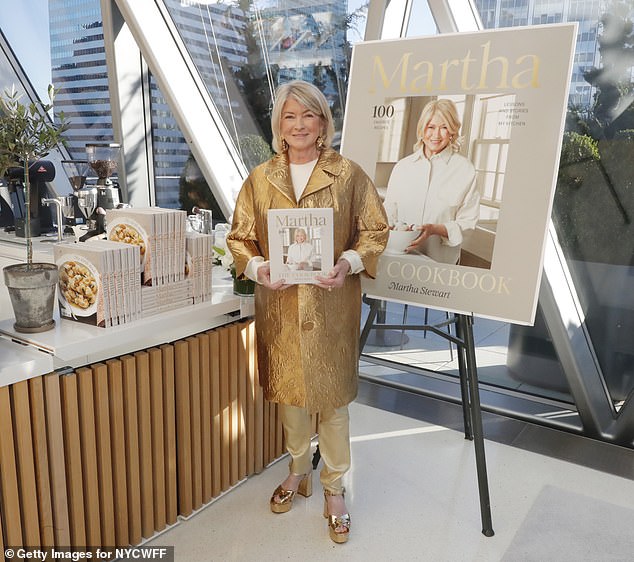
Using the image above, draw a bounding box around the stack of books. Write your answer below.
[53,240,141,328]
[54,207,219,325]
[140,279,194,318]
[185,231,214,304]
[106,207,187,287]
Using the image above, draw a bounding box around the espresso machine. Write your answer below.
[5,160,57,237]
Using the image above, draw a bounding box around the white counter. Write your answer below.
[0,232,253,386]
[0,228,66,261]
[0,337,55,387]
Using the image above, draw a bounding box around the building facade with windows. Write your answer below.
[474,0,602,106]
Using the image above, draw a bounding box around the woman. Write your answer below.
[383,98,480,264]
[286,227,314,270]
[227,80,388,544]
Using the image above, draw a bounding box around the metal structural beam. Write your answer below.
[365,0,389,40]
[428,0,482,32]
[100,0,154,207]
[105,0,247,218]
[541,227,634,445]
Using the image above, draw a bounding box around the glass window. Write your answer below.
[46,0,369,220]
[407,0,438,36]
[49,0,114,161]
[470,0,634,406]
[156,0,370,216]
[161,0,368,150]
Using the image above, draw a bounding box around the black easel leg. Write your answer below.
[459,314,494,537]
[360,297,381,349]
[455,316,473,440]
[312,445,321,469]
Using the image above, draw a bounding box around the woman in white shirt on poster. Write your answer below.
[383,98,480,265]
[286,228,314,270]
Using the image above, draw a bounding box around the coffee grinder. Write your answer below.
[86,142,122,232]
[61,160,91,227]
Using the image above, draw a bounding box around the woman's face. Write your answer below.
[422,113,452,157]
[280,97,322,158]
[295,230,306,243]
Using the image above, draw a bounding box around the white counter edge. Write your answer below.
[0,273,253,386]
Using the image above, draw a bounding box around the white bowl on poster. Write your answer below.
[384,229,417,255]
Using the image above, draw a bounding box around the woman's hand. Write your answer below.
[405,223,448,253]
[256,263,290,290]
[315,259,351,291]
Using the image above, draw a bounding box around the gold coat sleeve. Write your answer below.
[226,175,262,278]
[346,161,390,278]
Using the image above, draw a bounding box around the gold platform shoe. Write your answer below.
[323,488,350,544]
[269,473,312,513]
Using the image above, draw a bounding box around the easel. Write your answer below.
[359,297,494,537]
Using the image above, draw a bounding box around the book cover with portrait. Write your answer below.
[341,24,577,325]
[268,208,334,284]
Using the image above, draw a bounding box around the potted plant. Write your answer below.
[0,84,69,333]
[212,229,255,296]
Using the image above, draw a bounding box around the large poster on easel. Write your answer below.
[341,24,577,325]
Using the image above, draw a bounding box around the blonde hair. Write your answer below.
[271,80,335,154]
[413,99,462,153]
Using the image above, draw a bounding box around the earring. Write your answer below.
[281,138,289,152]
[316,135,325,150]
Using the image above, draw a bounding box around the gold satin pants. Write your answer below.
[279,403,350,494]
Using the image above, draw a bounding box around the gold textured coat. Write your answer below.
[227,148,388,413]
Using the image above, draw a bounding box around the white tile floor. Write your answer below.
[140,395,634,562]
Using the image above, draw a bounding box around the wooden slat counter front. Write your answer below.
[0,274,295,554]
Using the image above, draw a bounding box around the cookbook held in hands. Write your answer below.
[268,208,334,285]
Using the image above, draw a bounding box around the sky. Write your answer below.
[0,0,52,101]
